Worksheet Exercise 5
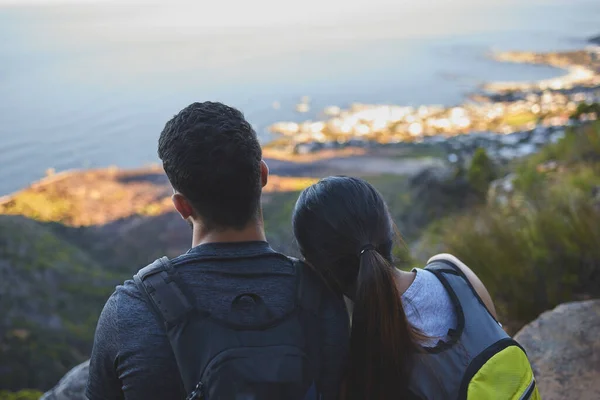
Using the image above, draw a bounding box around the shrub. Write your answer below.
[571,102,600,120]
[533,121,600,165]
[442,190,600,327]
[467,148,497,197]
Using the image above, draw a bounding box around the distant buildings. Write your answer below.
[268,86,599,151]
[266,46,600,167]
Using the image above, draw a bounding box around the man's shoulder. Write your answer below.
[98,261,160,328]
[104,278,150,319]
[101,277,167,347]
[91,277,163,359]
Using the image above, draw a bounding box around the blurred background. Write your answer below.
[1,1,600,399]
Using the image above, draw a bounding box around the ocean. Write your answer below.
[0,0,599,195]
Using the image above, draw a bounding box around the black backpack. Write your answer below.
[133,254,324,400]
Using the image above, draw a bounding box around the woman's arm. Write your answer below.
[427,253,498,320]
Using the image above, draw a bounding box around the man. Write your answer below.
[86,102,349,399]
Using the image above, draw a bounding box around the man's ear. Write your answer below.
[260,160,269,188]
[172,192,194,220]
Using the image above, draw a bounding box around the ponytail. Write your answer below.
[343,248,421,400]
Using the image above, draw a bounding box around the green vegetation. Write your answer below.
[571,102,600,120]
[428,122,600,329]
[467,148,497,197]
[0,216,121,391]
[0,390,43,400]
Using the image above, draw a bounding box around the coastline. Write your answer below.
[484,49,599,93]
[263,41,599,156]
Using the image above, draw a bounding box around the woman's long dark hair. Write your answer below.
[292,176,421,400]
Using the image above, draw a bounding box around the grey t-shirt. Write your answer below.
[86,241,349,400]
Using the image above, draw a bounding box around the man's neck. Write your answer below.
[191,219,267,248]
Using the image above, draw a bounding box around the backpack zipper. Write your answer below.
[519,376,536,400]
[186,381,204,400]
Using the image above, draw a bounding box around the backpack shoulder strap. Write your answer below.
[425,259,484,315]
[424,259,460,274]
[425,259,485,305]
[425,258,499,324]
[133,256,193,327]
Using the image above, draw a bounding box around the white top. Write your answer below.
[401,268,457,346]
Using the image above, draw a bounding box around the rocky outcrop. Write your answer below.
[514,299,600,400]
[40,360,89,400]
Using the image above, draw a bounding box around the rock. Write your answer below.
[40,360,89,400]
[514,300,600,400]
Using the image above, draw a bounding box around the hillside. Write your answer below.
[0,215,121,391]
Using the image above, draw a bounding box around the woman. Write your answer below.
[292,176,539,400]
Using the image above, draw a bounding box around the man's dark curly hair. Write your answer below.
[158,102,263,230]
